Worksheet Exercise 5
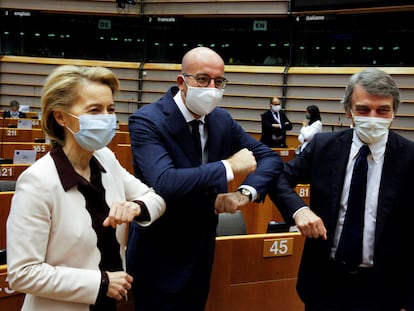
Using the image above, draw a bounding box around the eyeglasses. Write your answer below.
[183,74,228,89]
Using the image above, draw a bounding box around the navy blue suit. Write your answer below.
[127,86,282,311]
[270,129,414,311]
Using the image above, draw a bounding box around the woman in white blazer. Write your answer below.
[6,65,166,311]
[296,105,323,155]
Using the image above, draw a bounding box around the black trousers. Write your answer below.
[304,260,402,311]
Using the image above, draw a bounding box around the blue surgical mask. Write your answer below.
[65,113,117,151]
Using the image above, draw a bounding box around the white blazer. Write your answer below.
[6,147,165,310]
[297,120,323,153]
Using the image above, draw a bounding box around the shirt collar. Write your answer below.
[50,145,106,191]
[174,90,205,124]
[351,130,388,163]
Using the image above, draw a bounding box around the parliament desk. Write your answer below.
[0,265,24,310]
[0,233,305,311]
[0,118,42,129]
[272,147,296,162]
[0,164,30,181]
[0,142,51,162]
[113,143,133,174]
[0,128,45,143]
[205,232,305,311]
[0,191,14,249]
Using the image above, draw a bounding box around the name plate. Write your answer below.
[295,184,310,198]
[0,166,15,177]
[263,237,294,257]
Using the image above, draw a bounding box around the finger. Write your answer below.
[102,217,111,227]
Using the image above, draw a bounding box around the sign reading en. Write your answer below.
[253,20,267,31]
[263,237,294,257]
[98,19,111,30]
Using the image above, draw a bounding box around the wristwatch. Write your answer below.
[238,188,252,201]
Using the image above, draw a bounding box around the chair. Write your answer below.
[216,210,247,236]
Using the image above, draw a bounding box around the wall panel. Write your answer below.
[1,56,413,141]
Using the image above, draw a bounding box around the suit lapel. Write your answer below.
[204,113,226,163]
[164,102,202,166]
[375,132,403,247]
[328,130,353,229]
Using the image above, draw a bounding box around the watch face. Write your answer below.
[241,188,251,196]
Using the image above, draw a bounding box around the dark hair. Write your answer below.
[10,100,20,108]
[307,105,321,125]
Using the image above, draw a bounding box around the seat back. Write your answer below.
[216,210,247,236]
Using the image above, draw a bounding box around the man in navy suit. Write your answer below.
[127,47,282,311]
[270,68,414,311]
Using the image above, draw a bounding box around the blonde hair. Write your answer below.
[41,65,119,146]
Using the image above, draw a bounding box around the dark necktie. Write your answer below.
[336,144,370,267]
[190,120,202,163]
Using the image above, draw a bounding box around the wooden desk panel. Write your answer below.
[0,164,30,181]
[272,147,296,162]
[1,142,51,161]
[0,265,25,309]
[113,144,134,175]
[107,131,130,151]
[0,128,44,143]
[0,192,13,249]
[205,233,305,311]
[0,118,42,129]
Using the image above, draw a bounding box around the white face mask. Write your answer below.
[65,113,117,151]
[184,82,224,116]
[271,105,281,113]
[352,115,393,144]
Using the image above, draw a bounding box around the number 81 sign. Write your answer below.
[263,238,294,257]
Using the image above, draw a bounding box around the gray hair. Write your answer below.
[341,68,400,114]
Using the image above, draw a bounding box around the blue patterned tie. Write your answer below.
[336,144,370,267]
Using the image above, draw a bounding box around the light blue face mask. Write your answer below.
[65,113,117,151]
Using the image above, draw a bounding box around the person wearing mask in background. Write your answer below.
[2,100,27,118]
[296,105,322,155]
[127,46,282,311]
[269,68,414,311]
[6,65,166,311]
[260,97,292,148]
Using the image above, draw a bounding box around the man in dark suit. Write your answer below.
[270,68,414,311]
[127,47,282,311]
[2,100,27,118]
[260,97,292,148]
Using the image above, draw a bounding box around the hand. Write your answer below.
[226,148,257,175]
[294,208,327,239]
[272,123,280,128]
[214,191,250,214]
[103,201,141,228]
[106,271,133,301]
